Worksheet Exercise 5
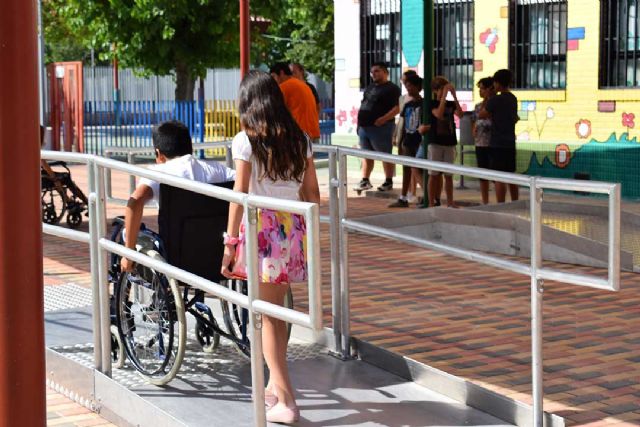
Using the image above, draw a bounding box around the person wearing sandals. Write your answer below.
[221,71,320,424]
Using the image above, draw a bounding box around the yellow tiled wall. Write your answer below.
[473,0,640,144]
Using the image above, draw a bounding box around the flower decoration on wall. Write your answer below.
[622,112,635,133]
[479,28,499,54]
[546,107,555,119]
[555,143,571,168]
[575,119,592,139]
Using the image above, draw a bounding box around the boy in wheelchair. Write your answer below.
[110,120,244,383]
[120,120,235,272]
[40,126,89,227]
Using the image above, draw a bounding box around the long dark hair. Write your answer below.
[238,70,308,182]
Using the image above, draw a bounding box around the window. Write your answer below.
[360,0,402,88]
[600,0,640,87]
[434,0,474,90]
[509,0,568,89]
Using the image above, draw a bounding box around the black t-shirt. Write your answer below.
[429,100,458,146]
[401,99,423,148]
[357,81,401,127]
[485,92,518,148]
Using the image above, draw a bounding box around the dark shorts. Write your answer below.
[488,147,516,173]
[358,122,395,153]
[475,146,491,169]
[399,141,420,158]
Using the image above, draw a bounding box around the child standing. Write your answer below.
[428,76,463,208]
[221,71,320,424]
[389,74,429,207]
[480,69,519,203]
[471,77,495,204]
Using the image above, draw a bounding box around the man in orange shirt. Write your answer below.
[270,62,321,142]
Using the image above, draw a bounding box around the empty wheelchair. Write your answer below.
[41,161,88,228]
[108,182,293,385]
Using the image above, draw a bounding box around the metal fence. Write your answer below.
[81,67,333,102]
[43,142,620,426]
[41,150,322,427]
[83,98,335,156]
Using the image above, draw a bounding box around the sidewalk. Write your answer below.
[43,161,640,426]
[47,388,114,426]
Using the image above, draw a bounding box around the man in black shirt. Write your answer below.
[480,69,519,203]
[355,62,401,192]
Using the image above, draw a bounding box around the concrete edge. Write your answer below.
[45,348,186,427]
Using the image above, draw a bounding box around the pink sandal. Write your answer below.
[266,402,300,424]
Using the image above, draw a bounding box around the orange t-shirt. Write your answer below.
[279,78,321,138]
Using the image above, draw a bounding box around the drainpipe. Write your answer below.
[0,0,46,424]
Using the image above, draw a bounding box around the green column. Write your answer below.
[422,0,434,207]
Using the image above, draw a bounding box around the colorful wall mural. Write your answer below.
[333,0,640,198]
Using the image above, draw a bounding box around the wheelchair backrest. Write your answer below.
[158,181,235,284]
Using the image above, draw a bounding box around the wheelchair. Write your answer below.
[41,161,88,228]
[107,181,293,385]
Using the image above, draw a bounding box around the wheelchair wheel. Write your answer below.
[115,250,186,385]
[220,280,293,359]
[110,325,126,369]
[41,189,66,225]
[66,211,83,228]
[194,307,221,354]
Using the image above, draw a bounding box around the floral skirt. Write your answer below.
[235,209,307,284]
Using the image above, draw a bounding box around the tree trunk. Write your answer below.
[175,61,195,101]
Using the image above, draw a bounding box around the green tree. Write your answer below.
[259,0,334,82]
[51,0,249,100]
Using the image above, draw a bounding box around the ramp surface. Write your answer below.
[46,305,513,427]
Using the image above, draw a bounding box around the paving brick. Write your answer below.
[43,171,640,427]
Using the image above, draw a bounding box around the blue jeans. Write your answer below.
[358,122,395,153]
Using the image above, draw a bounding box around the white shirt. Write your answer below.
[138,154,236,202]
[232,131,312,201]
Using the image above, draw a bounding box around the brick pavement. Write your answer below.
[47,388,114,426]
[43,163,640,426]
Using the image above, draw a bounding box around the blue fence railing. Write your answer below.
[83,100,204,155]
[83,99,335,157]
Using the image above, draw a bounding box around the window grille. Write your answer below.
[600,0,640,87]
[508,0,568,89]
[360,0,402,88]
[434,0,475,90]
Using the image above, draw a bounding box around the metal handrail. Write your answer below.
[41,150,322,427]
[43,144,621,427]
[314,143,621,427]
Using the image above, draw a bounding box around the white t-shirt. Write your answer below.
[231,131,312,201]
[138,154,236,202]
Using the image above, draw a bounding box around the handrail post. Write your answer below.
[225,142,233,168]
[87,160,103,371]
[328,150,343,355]
[127,152,136,195]
[529,177,544,427]
[105,151,113,200]
[608,184,621,291]
[338,151,352,359]
[245,204,266,427]
[95,163,113,376]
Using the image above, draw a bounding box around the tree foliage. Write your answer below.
[259,0,334,82]
[51,0,245,99]
[44,0,334,98]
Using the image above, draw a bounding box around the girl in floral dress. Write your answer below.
[221,71,320,424]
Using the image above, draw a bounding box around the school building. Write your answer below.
[334,0,640,198]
